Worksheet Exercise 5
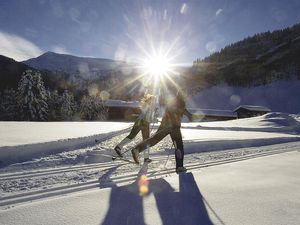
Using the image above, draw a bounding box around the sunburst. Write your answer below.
[137,46,182,95]
[141,52,172,77]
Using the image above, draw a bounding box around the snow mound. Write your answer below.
[183,112,300,134]
[262,112,300,127]
[0,126,128,168]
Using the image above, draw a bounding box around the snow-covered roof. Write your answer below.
[234,105,271,112]
[104,99,140,108]
[187,108,236,117]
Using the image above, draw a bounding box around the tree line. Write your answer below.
[191,22,300,89]
[194,22,300,64]
[0,70,108,121]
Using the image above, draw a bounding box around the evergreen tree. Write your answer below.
[60,90,77,120]
[80,95,107,120]
[47,89,62,121]
[0,89,19,120]
[17,70,48,121]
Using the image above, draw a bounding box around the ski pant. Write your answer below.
[127,119,150,140]
[134,125,184,168]
[118,119,150,158]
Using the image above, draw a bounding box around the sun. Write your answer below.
[137,49,181,95]
[142,53,172,77]
[125,45,182,96]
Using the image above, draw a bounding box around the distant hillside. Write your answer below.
[21,52,144,100]
[23,52,134,79]
[191,22,300,89]
[0,52,145,101]
[188,80,300,114]
[0,55,33,90]
[0,55,79,95]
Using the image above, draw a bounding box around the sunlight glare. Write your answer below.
[142,53,172,77]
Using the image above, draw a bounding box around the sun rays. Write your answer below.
[142,53,171,77]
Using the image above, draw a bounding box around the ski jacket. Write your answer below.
[161,95,192,128]
[138,101,157,123]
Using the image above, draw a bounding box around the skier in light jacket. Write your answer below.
[114,94,157,163]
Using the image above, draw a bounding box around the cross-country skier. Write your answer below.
[131,88,193,173]
[114,94,157,163]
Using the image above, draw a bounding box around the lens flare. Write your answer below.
[138,174,150,196]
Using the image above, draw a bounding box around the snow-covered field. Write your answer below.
[0,121,132,147]
[1,112,300,224]
[0,122,132,166]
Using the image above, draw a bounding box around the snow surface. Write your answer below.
[0,122,131,147]
[183,112,300,130]
[0,112,300,224]
[188,80,300,113]
[0,122,131,166]
[1,151,299,225]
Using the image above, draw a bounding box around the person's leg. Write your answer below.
[117,120,141,148]
[170,128,184,170]
[141,122,151,162]
[127,120,143,139]
[136,126,170,153]
[131,125,171,163]
[115,120,141,156]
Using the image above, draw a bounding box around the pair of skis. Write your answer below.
[95,138,136,164]
[112,148,137,164]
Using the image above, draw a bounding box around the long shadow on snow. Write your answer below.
[99,167,215,225]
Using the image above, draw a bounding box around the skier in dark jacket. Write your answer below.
[131,89,193,173]
[114,94,157,163]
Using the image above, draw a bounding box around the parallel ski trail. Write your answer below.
[1,145,298,209]
[0,161,127,181]
[0,127,135,180]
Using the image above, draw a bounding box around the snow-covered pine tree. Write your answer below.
[80,95,107,120]
[17,70,48,121]
[60,90,77,120]
[79,95,92,120]
[0,89,19,120]
[47,89,62,121]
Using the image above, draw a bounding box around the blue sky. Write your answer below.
[0,0,300,63]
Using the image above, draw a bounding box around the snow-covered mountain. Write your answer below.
[23,52,135,79]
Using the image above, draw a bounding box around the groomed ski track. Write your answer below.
[1,141,300,209]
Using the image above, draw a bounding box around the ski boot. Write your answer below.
[114,146,122,158]
[144,158,152,163]
[176,166,187,174]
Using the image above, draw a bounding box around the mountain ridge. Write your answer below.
[23,51,135,77]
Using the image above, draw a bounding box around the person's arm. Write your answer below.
[183,108,193,122]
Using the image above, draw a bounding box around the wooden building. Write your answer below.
[104,100,141,121]
[186,108,237,121]
[234,105,271,118]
